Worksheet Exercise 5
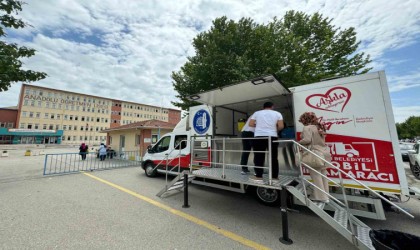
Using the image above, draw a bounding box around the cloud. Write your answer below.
[393,106,420,123]
[1,0,420,118]
[388,70,420,92]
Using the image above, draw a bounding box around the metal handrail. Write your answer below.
[279,139,414,219]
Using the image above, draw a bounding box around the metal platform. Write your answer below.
[192,167,297,189]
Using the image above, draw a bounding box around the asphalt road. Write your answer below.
[1,148,419,249]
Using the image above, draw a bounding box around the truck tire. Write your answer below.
[144,162,158,177]
[412,164,420,180]
[255,187,281,206]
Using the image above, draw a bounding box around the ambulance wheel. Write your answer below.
[412,164,420,180]
[255,187,280,206]
[144,162,157,177]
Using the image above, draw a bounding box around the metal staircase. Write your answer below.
[288,181,374,249]
[157,172,196,197]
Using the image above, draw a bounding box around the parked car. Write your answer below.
[408,142,420,180]
[399,142,414,161]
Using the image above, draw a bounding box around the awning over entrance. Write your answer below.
[188,75,291,114]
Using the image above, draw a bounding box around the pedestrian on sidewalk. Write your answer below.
[99,143,107,161]
[79,143,88,161]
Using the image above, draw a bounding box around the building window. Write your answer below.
[34,124,39,129]
[75,116,78,121]
[81,116,85,121]
[96,118,100,122]
[44,113,49,119]
[20,123,25,129]
[56,125,60,130]
[25,89,30,94]
[51,114,55,119]
[68,125,72,130]
[36,112,41,118]
[109,136,112,144]
[70,115,73,120]
[135,135,140,145]
[24,100,28,106]
[57,114,61,120]
[27,124,32,129]
[30,100,35,106]
[45,102,50,108]
[80,136,83,140]
[38,101,42,107]
[95,136,98,141]
[113,120,117,123]
[67,136,71,141]
[22,111,27,117]
[73,136,76,141]
[7,123,13,128]
[63,125,67,130]
[49,124,54,130]
[43,124,47,129]
[64,115,68,120]
[80,126,84,131]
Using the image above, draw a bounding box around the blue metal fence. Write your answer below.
[43,151,141,175]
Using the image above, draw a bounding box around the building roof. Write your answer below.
[0,106,18,110]
[21,84,181,112]
[101,119,176,133]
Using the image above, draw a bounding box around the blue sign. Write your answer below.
[193,109,210,134]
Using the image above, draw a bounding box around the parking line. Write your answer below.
[83,172,270,250]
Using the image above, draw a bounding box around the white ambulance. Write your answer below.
[142,71,412,220]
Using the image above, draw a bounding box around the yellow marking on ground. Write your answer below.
[83,172,270,250]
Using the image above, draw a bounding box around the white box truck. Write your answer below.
[142,71,413,220]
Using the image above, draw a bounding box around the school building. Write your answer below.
[0,84,181,145]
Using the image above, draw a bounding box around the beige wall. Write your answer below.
[106,128,173,154]
[17,85,181,146]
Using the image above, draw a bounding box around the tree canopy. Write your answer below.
[0,0,46,92]
[172,11,371,110]
[396,116,420,140]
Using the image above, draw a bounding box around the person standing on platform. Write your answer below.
[249,102,284,183]
[240,116,255,175]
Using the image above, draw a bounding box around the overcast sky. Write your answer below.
[1,0,419,122]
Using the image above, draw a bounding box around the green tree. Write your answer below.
[396,116,420,139]
[0,0,46,92]
[172,11,371,110]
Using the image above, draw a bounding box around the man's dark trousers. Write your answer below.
[240,131,254,171]
[253,137,279,178]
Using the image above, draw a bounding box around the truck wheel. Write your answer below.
[144,162,158,177]
[255,187,280,206]
[412,164,420,180]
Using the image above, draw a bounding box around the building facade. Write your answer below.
[102,119,176,155]
[13,84,181,145]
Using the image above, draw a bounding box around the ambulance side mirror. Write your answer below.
[407,149,416,154]
[147,145,153,153]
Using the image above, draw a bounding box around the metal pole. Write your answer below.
[182,172,190,208]
[43,154,48,175]
[222,137,226,179]
[268,137,272,185]
[279,187,293,245]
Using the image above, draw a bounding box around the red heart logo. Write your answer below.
[305,87,351,113]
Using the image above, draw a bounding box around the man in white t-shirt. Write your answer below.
[249,102,284,182]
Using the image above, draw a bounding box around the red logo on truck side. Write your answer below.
[306,87,351,113]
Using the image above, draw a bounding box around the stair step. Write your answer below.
[357,225,374,249]
[167,183,184,192]
[333,208,348,228]
[312,201,325,210]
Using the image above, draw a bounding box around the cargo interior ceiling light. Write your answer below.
[251,76,274,85]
